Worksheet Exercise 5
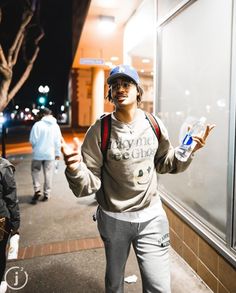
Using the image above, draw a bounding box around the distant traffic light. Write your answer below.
[38,95,47,105]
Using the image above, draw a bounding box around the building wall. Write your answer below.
[72,0,91,58]
[163,203,236,293]
[70,69,79,128]
[77,69,92,126]
[139,75,154,113]
[74,68,113,127]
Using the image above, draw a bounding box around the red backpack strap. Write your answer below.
[145,112,161,141]
[100,114,112,161]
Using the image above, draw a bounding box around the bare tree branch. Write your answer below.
[11,34,24,66]
[8,46,39,101]
[0,1,43,112]
[0,45,8,68]
[0,78,11,111]
[8,10,33,66]
[34,28,44,45]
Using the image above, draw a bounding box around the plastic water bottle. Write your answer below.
[175,117,206,162]
[8,234,20,260]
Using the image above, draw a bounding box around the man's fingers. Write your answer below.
[203,124,216,140]
[65,157,80,166]
[61,136,81,155]
[64,152,79,162]
[61,137,71,155]
[64,153,81,168]
[192,124,215,152]
[61,136,82,171]
[192,136,205,147]
[73,137,81,151]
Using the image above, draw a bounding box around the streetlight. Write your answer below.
[37,85,50,106]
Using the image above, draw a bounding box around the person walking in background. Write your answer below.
[30,107,61,204]
[0,157,20,293]
[61,65,215,292]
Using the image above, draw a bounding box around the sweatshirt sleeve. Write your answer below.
[54,124,62,157]
[29,124,37,146]
[65,120,102,197]
[154,118,192,174]
[2,164,20,232]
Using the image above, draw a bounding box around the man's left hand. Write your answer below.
[192,124,216,153]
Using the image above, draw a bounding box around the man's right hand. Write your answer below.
[61,137,82,172]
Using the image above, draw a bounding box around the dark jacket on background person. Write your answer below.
[0,158,20,232]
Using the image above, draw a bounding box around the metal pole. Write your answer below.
[1,123,6,158]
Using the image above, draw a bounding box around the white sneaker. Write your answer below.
[0,281,7,293]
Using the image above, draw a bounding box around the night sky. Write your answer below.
[1,0,73,114]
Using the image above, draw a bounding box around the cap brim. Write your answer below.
[107,73,138,85]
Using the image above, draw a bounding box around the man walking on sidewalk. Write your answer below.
[61,65,215,292]
[29,107,61,204]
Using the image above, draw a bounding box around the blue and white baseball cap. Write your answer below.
[107,65,140,85]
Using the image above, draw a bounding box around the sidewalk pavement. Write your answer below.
[4,153,213,293]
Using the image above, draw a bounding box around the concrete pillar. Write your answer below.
[91,67,105,124]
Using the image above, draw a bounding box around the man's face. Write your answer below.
[110,78,138,108]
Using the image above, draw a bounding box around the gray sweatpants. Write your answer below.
[97,208,171,293]
[31,160,54,197]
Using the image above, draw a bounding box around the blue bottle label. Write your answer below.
[182,134,193,146]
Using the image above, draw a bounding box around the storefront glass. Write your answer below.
[157,0,232,241]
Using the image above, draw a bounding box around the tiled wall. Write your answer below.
[163,204,236,293]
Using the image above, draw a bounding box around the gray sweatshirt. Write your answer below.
[65,109,192,212]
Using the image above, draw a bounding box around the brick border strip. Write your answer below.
[10,237,104,261]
